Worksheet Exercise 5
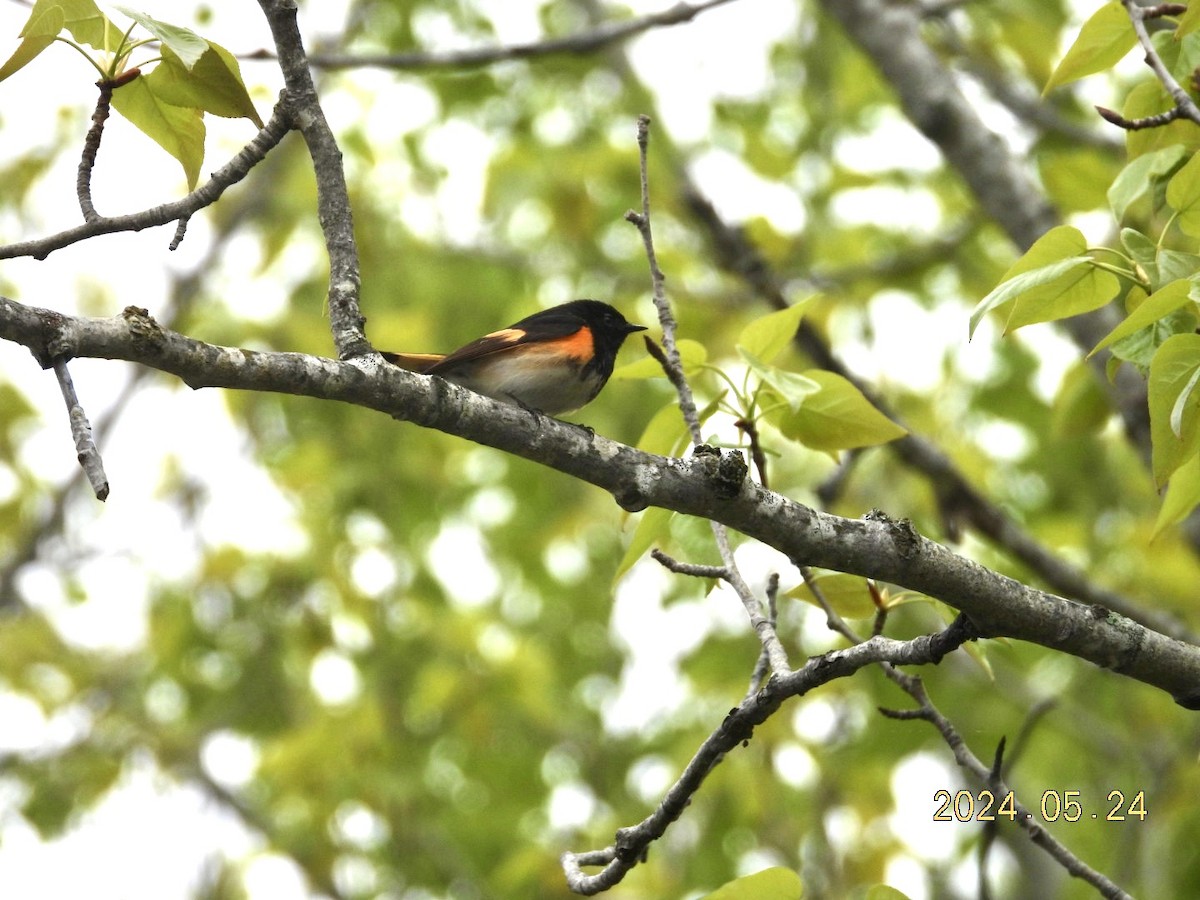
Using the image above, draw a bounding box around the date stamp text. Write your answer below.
[933,789,1147,823]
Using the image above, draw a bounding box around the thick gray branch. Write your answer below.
[817,0,1056,251]
[2,296,1198,708]
[817,0,1157,459]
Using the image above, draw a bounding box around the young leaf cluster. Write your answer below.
[975,2,1200,531]
[0,0,261,187]
[611,301,906,580]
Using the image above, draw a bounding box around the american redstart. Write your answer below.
[380,299,647,415]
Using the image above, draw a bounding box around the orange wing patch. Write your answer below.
[483,328,526,344]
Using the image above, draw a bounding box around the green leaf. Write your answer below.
[766,369,907,452]
[971,258,1091,336]
[110,75,206,188]
[1158,249,1200,285]
[741,349,820,411]
[611,338,706,380]
[1180,3,1200,38]
[614,506,673,584]
[1171,361,1200,438]
[1091,278,1194,356]
[1002,260,1118,333]
[1108,303,1196,375]
[1043,2,1136,94]
[1149,333,1200,485]
[0,3,63,82]
[143,44,264,126]
[1167,152,1200,236]
[115,6,208,68]
[42,0,123,51]
[1154,455,1200,538]
[1108,145,1188,220]
[700,867,803,900]
[1006,225,1088,279]
[787,573,877,619]
[970,225,1089,336]
[736,300,808,365]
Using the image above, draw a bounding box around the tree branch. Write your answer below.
[255,0,367,360]
[563,626,976,894]
[565,0,1196,641]
[1119,0,1200,127]
[244,0,738,71]
[683,186,1198,645]
[628,114,789,675]
[0,101,292,261]
[817,0,1056,251]
[816,0,1165,472]
[882,674,1133,899]
[50,357,108,501]
[2,295,1198,708]
[76,81,114,223]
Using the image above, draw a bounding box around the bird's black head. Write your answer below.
[564,299,647,344]
[557,299,647,382]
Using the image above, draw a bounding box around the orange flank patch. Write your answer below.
[548,325,594,363]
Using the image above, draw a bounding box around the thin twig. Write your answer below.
[976,736,1007,900]
[734,416,769,488]
[1,101,292,261]
[800,564,861,644]
[563,627,977,894]
[51,358,108,501]
[76,82,115,223]
[1119,0,1200,127]
[884,674,1134,900]
[1096,104,1183,130]
[868,579,888,637]
[745,573,779,698]
[244,0,738,71]
[650,548,726,579]
[625,115,790,675]
[626,116,701,440]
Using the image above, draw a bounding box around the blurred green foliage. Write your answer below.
[3,2,1200,899]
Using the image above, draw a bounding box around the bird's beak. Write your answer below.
[626,323,649,334]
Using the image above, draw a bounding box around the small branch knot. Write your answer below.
[691,445,747,498]
[122,306,165,350]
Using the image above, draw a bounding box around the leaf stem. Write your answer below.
[52,37,109,80]
[1087,259,1140,282]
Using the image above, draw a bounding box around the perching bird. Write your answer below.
[380,299,646,415]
